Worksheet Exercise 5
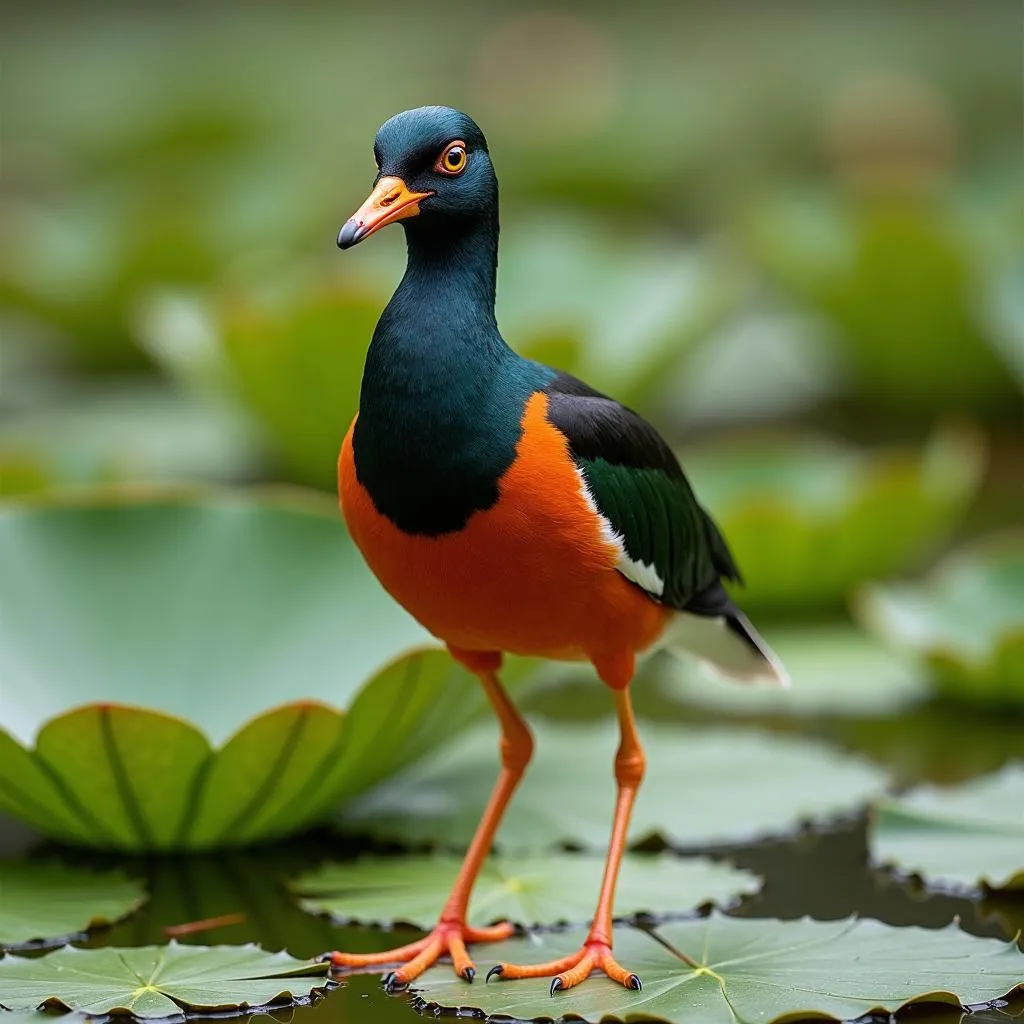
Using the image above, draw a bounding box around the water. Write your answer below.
[3,671,1022,1024]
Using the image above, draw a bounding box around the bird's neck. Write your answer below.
[399,213,500,316]
[353,212,551,536]
[363,213,511,401]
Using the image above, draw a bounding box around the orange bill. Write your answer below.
[337,176,433,249]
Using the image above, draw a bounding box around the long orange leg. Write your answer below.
[328,649,533,991]
[487,686,645,994]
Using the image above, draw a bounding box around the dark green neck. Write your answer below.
[352,213,550,536]
[401,212,500,314]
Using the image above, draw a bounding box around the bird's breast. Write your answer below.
[338,392,672,664]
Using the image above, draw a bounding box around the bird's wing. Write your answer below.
[542,370,739,610]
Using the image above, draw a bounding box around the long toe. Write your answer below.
[328,936,430,968]
[328,919,509,987]
[487,951,585,982]
[594,948,642,991]
[550,950,598,993]
[488,941,642,994]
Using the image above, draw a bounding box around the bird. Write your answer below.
[329,105,786,996]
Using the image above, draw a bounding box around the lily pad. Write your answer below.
[682,427,983,614]
[0,942,329,1018]
[857,532,1024,708]
[289,854,758,929]
[338,720,887,853]
[0,493,536,850]
[0,862,146,949]
[872,763,1024,893]
[654,624,927,717]
[412,915,1024,1024]
[217,284,384,489]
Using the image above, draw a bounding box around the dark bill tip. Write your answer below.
[337,219,364,249]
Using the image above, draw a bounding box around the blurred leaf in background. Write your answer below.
[682,426,985,615]
[856,532,1024,710]
[736,67,1023,419]
[1,3,1021,798]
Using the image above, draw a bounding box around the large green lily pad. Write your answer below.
[338,720,887,853]
[857,532,1024,708]
[0,942,329,1018]
[654,624,927,717]
[290,854,758,929]
[0,862,146,949]
[872,764,1024,893]
[0,493,535,851]
[682,427,983,614]
[412,915,1024,1024]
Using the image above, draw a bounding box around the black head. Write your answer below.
[337,106,497,249]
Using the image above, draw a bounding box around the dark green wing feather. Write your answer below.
[542,370,739,609]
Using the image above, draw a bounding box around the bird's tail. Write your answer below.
[665,585,789,686]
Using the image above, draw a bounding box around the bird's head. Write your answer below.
[337,106,496,250]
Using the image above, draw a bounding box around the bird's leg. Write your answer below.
[487,686,645,994]
[327,649,533,991]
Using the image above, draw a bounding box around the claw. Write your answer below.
[628,974,643,991]
[383,971,408,994]
[485,965,503,983]
[463,966,476,983]
[550,977,564,996]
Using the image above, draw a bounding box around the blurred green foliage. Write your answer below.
[1,2,1021,729]
[683,427,985,614]
[857,534,1024,709]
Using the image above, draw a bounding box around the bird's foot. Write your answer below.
[326,919,515,992]
[486,938,642,994]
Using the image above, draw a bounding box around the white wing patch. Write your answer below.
[574,467,666,597]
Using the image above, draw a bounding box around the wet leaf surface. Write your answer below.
[412,915,1024,1024]
[0,942,330,1018]
[289,854,758,929]
[338,720,887,853]
[0,862,146,949]
[873,763,1024,892]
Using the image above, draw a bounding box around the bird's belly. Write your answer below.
[338,392,672,672]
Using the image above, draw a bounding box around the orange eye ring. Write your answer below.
[435,140,467,176]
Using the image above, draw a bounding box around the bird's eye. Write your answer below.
[435,141,467,176]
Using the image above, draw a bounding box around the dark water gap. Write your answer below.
[3,668,1022,1024]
